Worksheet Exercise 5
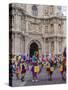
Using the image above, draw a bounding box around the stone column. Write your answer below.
[20,36,25,55]
[45,39,49,55]
[14,33,17,55]
[43,38,45,55]
[61,38,66,53]
[54,23,58,35]
[41,37,45,55]
[26,20,29,33]
[49,41,51,54]
[41,38,44,55]
[54,40,57,55]
[42,24,45,35]
[12,33,15,54]
[24,36,29,55]
[54,38,60,55]
[14,33,20,55]
[56,40,59,54]
[15,14,21,31]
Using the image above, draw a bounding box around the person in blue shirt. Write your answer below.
[32,55,37,63]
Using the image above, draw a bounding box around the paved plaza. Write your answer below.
[12,67,66,87]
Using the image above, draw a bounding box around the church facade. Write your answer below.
[9,3,66,57]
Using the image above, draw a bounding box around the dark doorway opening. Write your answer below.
[30,42,38,57]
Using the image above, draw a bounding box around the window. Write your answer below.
[45,8,48,16]
[50,6,54,15]
[32,5,38,16]
[57,6,62,11]
[57,6,62,16]
[44,6,49,16]
[58,24,62,33]
[58,24,61,29]
[45,26,48,33]
[51,24,54,33]
[59,41,62,53]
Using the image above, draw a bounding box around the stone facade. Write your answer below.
[9,3,66,57]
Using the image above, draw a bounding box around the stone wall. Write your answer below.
[9,4,66,56]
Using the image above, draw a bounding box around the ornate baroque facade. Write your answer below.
[9,3,66,57]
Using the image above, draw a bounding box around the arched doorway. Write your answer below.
[30,42,38,57]
[27,40,42,58]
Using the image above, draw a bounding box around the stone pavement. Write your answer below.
[12,67,66,87]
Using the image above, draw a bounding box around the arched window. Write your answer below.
[32,5,38,16]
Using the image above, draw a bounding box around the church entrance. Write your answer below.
[30,42,38,57]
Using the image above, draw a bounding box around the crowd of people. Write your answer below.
[9,48,66,82]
